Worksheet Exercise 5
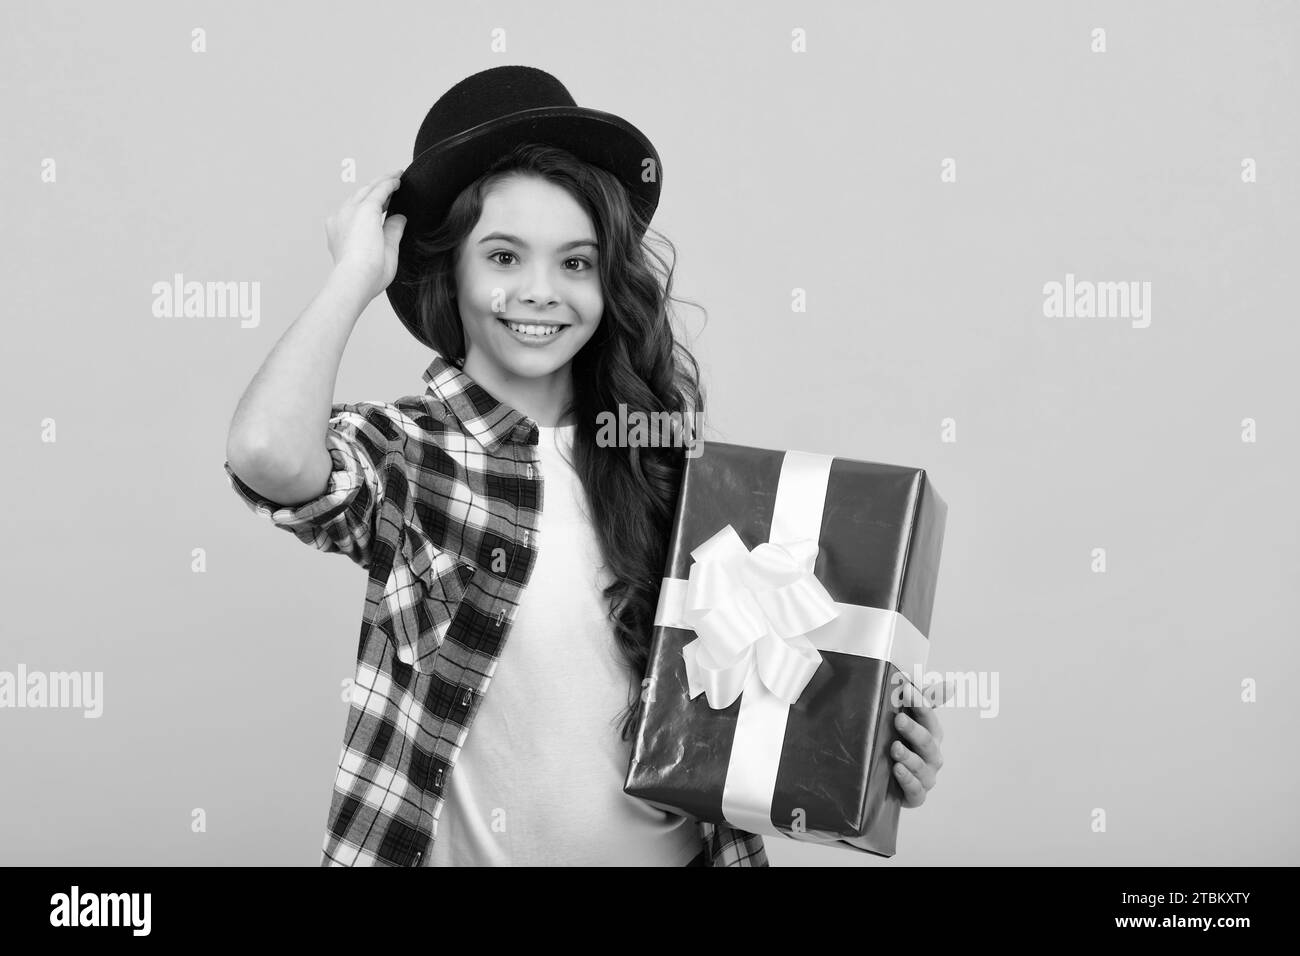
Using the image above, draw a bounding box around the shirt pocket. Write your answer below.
[387,524,476,674]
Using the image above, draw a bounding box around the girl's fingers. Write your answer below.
[894,710,942,768]
[901,672,952,710]
[897,674,946,745]
[907,695,944,746]
[893,762,927,807]
[891,740,927,778]
[896,673,924,708]
[347,174,390,205]
[361,176,403,213]
[349,170,405,207]
[927,675,955,708]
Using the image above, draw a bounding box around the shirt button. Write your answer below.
[460,688,472,707]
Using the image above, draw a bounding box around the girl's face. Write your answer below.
[455,173,603,385]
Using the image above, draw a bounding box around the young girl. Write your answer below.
[223,66,945,867]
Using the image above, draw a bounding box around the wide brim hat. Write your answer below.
[384,65,662,349]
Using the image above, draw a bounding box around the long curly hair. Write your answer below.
[396,142,706,742]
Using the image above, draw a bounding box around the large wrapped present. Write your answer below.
[623,440,947,856]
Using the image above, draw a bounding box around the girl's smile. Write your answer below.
[496,316,571,345]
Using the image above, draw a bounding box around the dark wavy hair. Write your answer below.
[396,142,706,742]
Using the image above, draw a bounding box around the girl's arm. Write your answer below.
[225,171,406,505]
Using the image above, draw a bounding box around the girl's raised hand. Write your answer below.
[325,169,407,301]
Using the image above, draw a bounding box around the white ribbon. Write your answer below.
[652,450,931,842]
[675,524,838,710]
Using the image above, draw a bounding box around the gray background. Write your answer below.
[1,0,1296,866]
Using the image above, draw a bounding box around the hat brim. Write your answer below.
[383,106,662,349]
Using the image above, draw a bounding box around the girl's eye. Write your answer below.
[488,251,593,272]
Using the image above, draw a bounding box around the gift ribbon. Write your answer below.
[652,450,932,842]
[674,524,838,710]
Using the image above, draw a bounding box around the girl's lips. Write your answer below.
[497,317,568,346]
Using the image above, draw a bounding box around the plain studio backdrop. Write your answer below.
[1,0,1296,866]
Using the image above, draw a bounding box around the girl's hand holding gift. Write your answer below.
[891,675,952,809]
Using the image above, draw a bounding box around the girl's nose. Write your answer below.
[518,268,560,308]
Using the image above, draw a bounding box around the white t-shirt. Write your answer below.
[426,422,701,866]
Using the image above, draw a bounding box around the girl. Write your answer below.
[224,66,945,867]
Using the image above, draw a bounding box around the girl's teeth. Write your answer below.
[507,322,560,336]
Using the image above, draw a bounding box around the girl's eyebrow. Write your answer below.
[477,231,598,252]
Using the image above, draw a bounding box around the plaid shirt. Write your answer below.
[223,352,768,867]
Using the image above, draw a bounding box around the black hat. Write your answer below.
[384,65,663,349]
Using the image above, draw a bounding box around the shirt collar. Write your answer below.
[421,353,539,452]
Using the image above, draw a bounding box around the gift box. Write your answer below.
[623,440,947,856]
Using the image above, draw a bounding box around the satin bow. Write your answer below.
[679,524,839,709]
